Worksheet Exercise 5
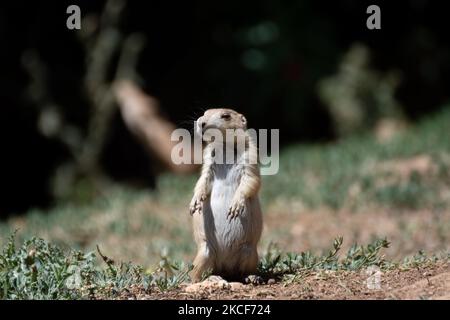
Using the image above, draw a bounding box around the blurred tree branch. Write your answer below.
[114,80,198,174]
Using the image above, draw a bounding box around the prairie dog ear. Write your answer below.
[241,115,247,126]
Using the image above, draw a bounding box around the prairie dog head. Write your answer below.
[196,108,247,143]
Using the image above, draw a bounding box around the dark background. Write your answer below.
[1,0,449,215]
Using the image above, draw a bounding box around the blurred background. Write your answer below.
[0,0,449,265]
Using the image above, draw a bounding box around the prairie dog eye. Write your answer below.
[221,113,231,120]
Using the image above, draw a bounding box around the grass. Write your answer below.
[257,237,392,280]
[262,106,450,210]
[0,232,191,299]
[1,233,447,299]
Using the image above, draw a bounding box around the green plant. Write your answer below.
[0,233,192,299]
[258,237,392,281]
[0,231,95,299]
[341,238,391,270]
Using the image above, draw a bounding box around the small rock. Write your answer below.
[267,278,276,285]
[185,276,230,293]
[229,282,245,290]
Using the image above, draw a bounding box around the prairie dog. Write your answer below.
[189,108,263,282]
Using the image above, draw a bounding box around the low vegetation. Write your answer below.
[2,232,447,299]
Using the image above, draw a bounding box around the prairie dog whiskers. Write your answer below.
[189,108,263,282]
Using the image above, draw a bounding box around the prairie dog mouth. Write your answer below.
[202,124,219,133]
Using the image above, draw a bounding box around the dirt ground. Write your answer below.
[112,261,449,300]
[261,205,450,260]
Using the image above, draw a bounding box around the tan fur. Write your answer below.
[189,108,263,282]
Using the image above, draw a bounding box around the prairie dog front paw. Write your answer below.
[189,193,207,215]
[227,196,245,220]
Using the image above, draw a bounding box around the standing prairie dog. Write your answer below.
[189,108,263,282]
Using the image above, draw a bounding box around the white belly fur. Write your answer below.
[201,163,262,271]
